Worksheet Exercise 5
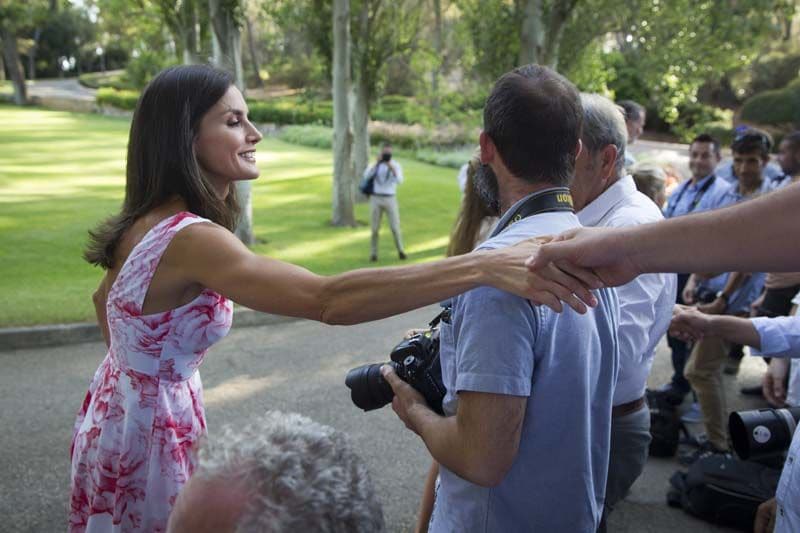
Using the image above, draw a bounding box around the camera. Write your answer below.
[729,407,800,461]
[345,326,447,415]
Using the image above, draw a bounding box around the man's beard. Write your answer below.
[473,164,501,216]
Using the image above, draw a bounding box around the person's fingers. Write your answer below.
[773,374,787,403]
[531,290,563,313]
[762,375,778,406]
[554,261,605,294]
[537,264,596,309]
[381,365,403,391]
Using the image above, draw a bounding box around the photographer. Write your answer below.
[384,65,620,532]
[363,143,406,262]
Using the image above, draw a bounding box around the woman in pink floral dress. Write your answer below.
[69,65,593,532]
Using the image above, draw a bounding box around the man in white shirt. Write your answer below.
[363,143,406,262]
[571,93,677,530]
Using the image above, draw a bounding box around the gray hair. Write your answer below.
[580,93,628,178]
[196,411,385,533]
[631,163,667,204]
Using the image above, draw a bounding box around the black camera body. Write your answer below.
[345,327,447,415]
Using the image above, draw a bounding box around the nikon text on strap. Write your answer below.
[491,187,575,237]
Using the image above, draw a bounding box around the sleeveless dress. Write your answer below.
[69,212,234,532]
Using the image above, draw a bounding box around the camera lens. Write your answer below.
[729,407,800,460]
[345,363,396,411]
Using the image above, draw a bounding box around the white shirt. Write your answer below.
[578,175,677,405]
[363,160,403,195]
[750,312,800,533]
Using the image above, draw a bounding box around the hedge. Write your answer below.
[740,79,800,127]
[96,88,140,110]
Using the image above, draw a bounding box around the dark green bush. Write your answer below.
[247,99,332,126]
[740,79,800,127]
[748,53,800,95]
[96,88,140,110]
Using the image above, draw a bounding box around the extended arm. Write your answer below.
[174,223,595,324]
[529,182,800,286]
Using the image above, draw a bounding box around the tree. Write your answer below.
[0,2,45,105]
[152,0,203,64]
[332,0,357,226]
[209,0,255,244]
[517,0,579,68]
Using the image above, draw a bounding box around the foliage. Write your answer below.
[455,0,519,82]
[740,79,800,128]
[79,70,132,90]
[277,125,334,148]
[124,50,174,89]
[96,88,140,110]
[669,103,734,144]
[414,147,475,168]
[745,51,800,96]
[248,98,333,125]
[0,105,463,326]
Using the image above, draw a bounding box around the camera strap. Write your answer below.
[491,187,574,238]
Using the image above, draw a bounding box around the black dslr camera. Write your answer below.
[345,313,448,415]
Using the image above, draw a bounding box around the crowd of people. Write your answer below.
[66,61,800,533]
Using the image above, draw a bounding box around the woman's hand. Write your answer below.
[483,236,602,314]
[525,227,643,290]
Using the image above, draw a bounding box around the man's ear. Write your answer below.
[479,131,495,165]
[601,144,619,179]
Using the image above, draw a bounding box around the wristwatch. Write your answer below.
[715,291,729,303]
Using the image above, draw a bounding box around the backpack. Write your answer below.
[646,388,685,457]
[667,454,780,531]
[359,167,377,196]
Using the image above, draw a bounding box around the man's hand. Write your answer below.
[382,365,431,436]
[669,305,714,342]
[753,497,777,533]
[750,292,765,317]
[697,297,727,315]
[525,227,642,289]
[763,358,789,407]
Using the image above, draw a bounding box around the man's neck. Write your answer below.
[499,180,558,216]
[690,174,707,186]
[738,177,763,197]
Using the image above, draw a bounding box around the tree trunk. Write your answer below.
[518,0,544,66]
[430,0,442,117]
[331,0,356,226]
[28,28,41,81]
[352,75,370,198]
[0,51,5,82]
[244,16,264,88]
[0,27,27,105]
[180,0,200,64]
[209,0,254,244]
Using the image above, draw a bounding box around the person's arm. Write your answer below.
[392,161,404,184]
[528,182,800,286]
[697,272,748,315]
[172,223,595,325]
[415,461,438,533]
[669,306,761,346]
[383,366,526,487]
[92,275,111,347]
[363,163,375,179]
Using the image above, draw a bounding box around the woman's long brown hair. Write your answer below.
[446,156,495,257]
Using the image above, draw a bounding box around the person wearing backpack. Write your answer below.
[362,143,407,262]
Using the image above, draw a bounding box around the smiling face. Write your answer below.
[194,85,263,197]
[688,141,720,181]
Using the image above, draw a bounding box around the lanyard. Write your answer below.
[491,187,575,238]
[666,175,716,217]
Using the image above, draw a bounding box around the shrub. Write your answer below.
[415,147,475,169]
[79,71,132,90]
[277,125,333,149]
[125,50,172,89]
[740,79,800,128]
[671,103,733,144]
[247,99,332,126]
[96,88,140,110]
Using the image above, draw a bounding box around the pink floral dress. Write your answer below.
[69,212,233,532]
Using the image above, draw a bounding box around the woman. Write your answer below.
[446,154,499,257]
[69,65,590,532]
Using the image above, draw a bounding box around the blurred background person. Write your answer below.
[631,163,668,208]
[446,154,499,257]
[617,99,646,169]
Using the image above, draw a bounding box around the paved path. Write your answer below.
[0,306,769,532]
[26,78,96,102]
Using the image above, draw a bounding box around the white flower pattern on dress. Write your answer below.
[70,213,233,532]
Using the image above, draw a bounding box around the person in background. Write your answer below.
[364,142,406,262]
[631,163,667,207]
[714,126,783,186]
[447,154,499,257]
[617,100,646,168]
[167,411,385,533]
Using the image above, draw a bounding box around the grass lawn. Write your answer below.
[0,104,463,327]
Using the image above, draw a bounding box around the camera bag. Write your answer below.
[359,167,378,196]
[666,454,780,531]
[646,388,685,457]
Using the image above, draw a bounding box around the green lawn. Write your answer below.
[0,104,463,327]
